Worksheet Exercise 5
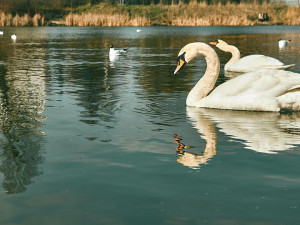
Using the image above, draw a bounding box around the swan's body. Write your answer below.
[210,40,294,72]
[174,42,300,112]
[109,45,127,56]
[278,39,290,48]
[11,34,17,40]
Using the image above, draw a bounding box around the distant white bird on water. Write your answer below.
[136,29,142,32]
[11,34,17,40]
[109,45,127,56]
[278,39,290,48]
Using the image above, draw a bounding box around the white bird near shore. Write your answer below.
[136,29,142,32]
[0,31,3,35]
[109,45,127,56]
[174,42,300,112]
[278,39,290,48]
[11,34,17,40]
[210,39,294,72]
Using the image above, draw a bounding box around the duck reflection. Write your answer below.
[0,47,46,193]
[176,107,300,169]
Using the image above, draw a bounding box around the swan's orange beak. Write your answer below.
[209,41,217,46]
[174,58,186,74]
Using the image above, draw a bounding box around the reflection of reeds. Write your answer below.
[0,12,44,26]
[65,2,300,26]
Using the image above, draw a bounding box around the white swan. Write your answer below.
[109,45,127,56]
[210,39,294,72]
[174,42,300,112]
[278,39,290,48]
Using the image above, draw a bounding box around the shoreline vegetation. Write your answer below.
[0,2,300,27]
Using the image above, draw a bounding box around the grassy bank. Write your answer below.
[1,2,300,26]
[64,2,300,26]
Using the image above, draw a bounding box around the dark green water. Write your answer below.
[0,26,300,225]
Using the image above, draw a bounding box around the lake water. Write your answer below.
[0,26,300,225]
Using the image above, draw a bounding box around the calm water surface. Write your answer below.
[0,26,300,225]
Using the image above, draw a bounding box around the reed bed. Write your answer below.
[0,2,299,26]
[65,2,300,26]
[65,13,151,26]
[0,12,45,26]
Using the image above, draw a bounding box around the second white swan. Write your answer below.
[174,42,300,112]
[210,39,294,72]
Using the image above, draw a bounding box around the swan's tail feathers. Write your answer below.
[277,87,300,111]
[278,64,295,70]
[287,85,300,93]
[266,64,295,70]
[277,84,300,109]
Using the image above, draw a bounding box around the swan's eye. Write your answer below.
[177,53,186,67]
[177,52,186,63]
[177,58,181,66]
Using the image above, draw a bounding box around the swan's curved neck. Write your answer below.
[191,108,217,159]
[178,108,217,167]
[186,44,220,106]
[222,45,241,71]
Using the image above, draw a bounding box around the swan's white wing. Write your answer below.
[227,55,293,72]
[109,48,127,56]
[198,69,300,111]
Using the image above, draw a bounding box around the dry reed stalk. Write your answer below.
[285,7,300,25]
[41,15,45,26]
[21,14,30,26]
[65,13,73,26]
[33,14,40,26]
[0,12,6,26]
[12,14,21,26]
[0,11,44,26]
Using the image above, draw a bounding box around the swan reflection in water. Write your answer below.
[175,107,300,169]
[174,109,217,169]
